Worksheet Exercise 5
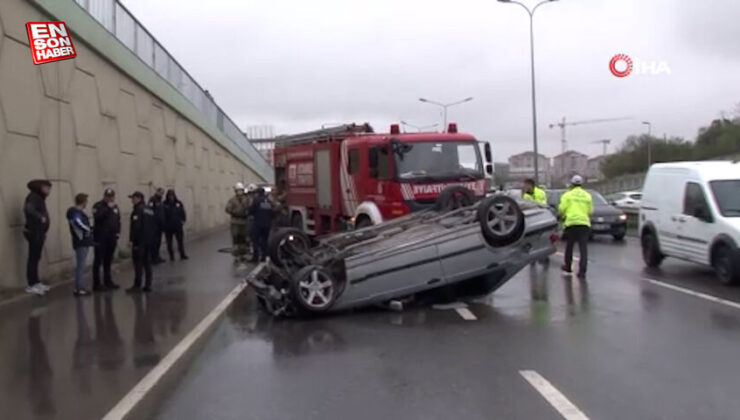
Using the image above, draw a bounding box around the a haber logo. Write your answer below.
[609,53,671,78]
[26,22,77,65]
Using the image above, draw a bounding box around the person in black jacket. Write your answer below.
[148,188,166,265]
[92,188,121,291]
[248,188,273,263]
[24,179,52,295]
[128,192,156,293]
[163,189,189,261]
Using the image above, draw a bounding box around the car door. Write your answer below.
[675,182,713,264]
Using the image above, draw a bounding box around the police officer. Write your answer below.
[128,191,156,293]
[249,187,273,262]
[522,178,547,205]
[225,182,251,265]
[148,187,166,264]
[163,189,188,261]
[92,188,121,291]
[558,175,593,279]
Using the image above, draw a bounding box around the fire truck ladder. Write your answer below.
[274,123,374,147]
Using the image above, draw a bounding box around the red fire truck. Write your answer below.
[273,123,492,235]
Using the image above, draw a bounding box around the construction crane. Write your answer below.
[550,117,631,154]
[591,139,611,156]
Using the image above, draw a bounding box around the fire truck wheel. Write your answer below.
[477,195,525,247]
[435,186,476,212]
[354,215,373,229]
[291,212,304,231]
[290,265,338,313]
[268,228,312,268]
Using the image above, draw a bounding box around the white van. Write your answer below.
[640,161,740,285]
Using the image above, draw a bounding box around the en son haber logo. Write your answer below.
[26,22,77,65]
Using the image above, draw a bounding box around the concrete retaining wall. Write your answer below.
[0,0,264,288]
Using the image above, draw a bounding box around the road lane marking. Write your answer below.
[520,370,590,420]
[102,280,249,420]
[455,307,477,320]
[646,279,740,310]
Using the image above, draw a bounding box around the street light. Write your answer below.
[418,97,474,131]
[642,121,652,166]
[400,120,439,133]
[497,0,558,185]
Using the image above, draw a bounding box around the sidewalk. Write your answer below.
[0,229,249,420]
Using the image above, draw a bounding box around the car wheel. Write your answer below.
[641,232,664,268]
[268,228,312,268]
[290,265,338,313]
[477,195,525,247]
[435,186,475,212]
[713,245,739,286]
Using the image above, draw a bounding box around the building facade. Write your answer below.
[552,150,589,186]
[507,151,551,187]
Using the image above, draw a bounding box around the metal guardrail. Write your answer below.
[72,0,271,179]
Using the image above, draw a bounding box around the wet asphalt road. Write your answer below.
[154,237,740,420]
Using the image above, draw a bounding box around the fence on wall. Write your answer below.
[72,0,271,179]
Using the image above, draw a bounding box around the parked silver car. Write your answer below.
[248,187,559,317]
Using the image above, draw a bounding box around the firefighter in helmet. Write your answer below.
[225,182,251,265]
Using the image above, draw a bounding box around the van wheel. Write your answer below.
[291,212,304,231]
[354,216,372,230]
[641,232,664,268]
[713,245,739,286]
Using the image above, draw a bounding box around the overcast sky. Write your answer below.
[122,0,740,161]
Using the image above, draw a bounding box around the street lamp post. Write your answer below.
[418,97,474,131]
[497,0,558,185]
[400,120,439,133]
[642,121,652,166]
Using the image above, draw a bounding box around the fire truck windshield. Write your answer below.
[396,141,482,181]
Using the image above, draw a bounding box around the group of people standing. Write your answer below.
[225,181,287,265]
[22,180,189,297]
[521,175,593,279]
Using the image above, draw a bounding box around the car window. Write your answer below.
[683,183,710,216]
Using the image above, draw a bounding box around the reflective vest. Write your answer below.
[523,186,547,205]
[558,187,593,227]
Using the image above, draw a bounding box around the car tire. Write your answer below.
[435,186,476,212]
[641,232,664,268]
[713,245,739,286]
[268,228,312,268]
[477,195,525,247]
[290,265,338,313]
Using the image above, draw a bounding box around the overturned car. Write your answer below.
[248,187,559,317]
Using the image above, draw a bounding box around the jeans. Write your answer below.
[74,246,90,290]
[563,225,590,275]
[24,231,45,287]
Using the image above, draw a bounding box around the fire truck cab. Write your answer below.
[273,123,492,236]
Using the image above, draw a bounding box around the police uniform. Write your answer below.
[129,192,157,291]
[558,182,593,277]
[148,191,166,264]
[92,189,121,290]
[523,185,547,205]
[225,193,251,263]
[249,190,273,262]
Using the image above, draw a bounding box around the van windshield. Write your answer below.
[395,141,483,181]
[710,180,740,217]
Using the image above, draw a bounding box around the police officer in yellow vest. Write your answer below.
[522,178,547,205]
[558,175,593,278]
